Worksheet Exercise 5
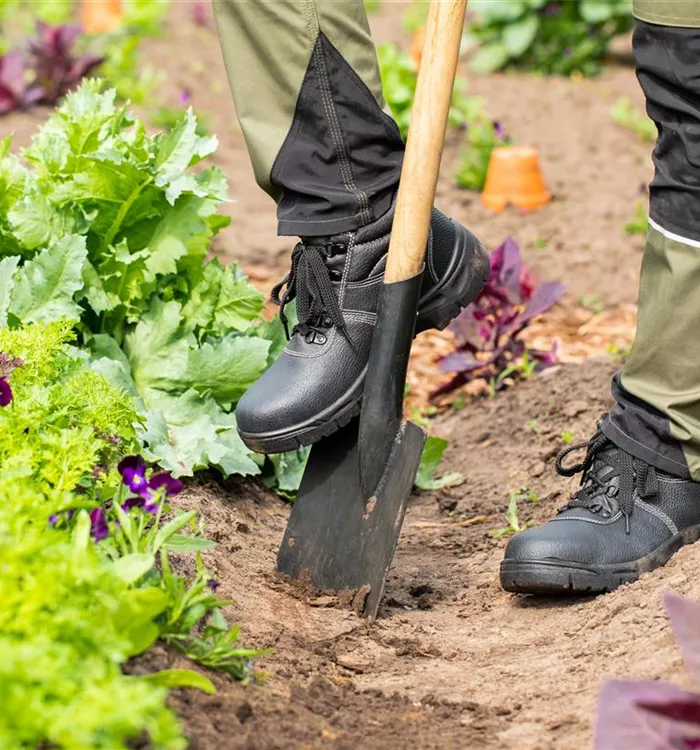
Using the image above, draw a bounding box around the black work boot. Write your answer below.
[236,207,489,453]
[500,425,700,595]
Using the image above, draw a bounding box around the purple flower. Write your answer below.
[90,507,109,541]
[48,514,58,525]
[118,455,183,502]
[0,377,12,407]
[179,89,192,107]
[122,495,159,515]
[493,120,504,141]
[207,579,220,592]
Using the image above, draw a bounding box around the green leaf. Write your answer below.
[0,256,19,327]
[186,335,270,407]
[470,0,525,22]
[162,534,218,553]
[212,266,265,334]
[268,447,310,496]
[8,194,73,251]
[155,109,218,204]
[414,436,464,491]
[143,669,216,695]
[145,195,213,277]
[580,0,618,23]
[502,15,539,57]
[153,510,197,551]
[140,391,260,477]
[111,553,155,584]
[9,235,87,323]
[123,299,193,394]
[470,43,511,73]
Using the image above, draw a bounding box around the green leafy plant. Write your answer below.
[625,200,649,236]
[454,117,509,192]
[0,80,281,479]
[466,0,634,77]
[415,435,464,491]
[95,0,171,105]
[492,494,534,537]
[377,41,489,139]
[0,321,182,748]
[0,319,263,748]
[561,429,574,444]
[611,97,656,143]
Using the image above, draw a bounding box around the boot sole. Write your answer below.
[239,226,490,455]
[499,522,700,595]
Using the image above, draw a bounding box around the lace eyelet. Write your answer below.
[329,270,342,281]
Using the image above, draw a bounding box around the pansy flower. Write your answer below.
[90,507,109,541]
[118,455,183,513]
[0,377,12,407]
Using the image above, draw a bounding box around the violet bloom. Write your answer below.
[179,89,192,107]
[493,120,504,141]
[118,456,183,510]
[90,507,109,541]
[48,514,58,525]
[207,579,220,592]
[0,377,12,407]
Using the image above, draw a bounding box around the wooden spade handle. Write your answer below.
[384,0,468,284]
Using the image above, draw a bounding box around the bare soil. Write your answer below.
[144,359,700,750]
[5,3,694,749]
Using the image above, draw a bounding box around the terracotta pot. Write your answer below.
[481,146,551,213]
[81,0,124,34]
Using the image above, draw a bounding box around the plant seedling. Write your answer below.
[492,494,534,537]
[625,200,649,236]
[435,237,565,400]
[561,430,574,445]
[611,97,656,143]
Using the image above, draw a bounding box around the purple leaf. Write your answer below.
[514,281,566,327]
[492,237,523,304]
[595,680,700,750]
[440,351,484,374]
[665,594,700,684]
[0,51,27,114]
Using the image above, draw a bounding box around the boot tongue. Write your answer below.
[560,447,621,519]
[300,236,347,277]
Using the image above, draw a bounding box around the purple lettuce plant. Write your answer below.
[0,50,43,115]
[434,237,565,398]
[595,593,700,749]
[0,24,102,116]
[27,23,103,105]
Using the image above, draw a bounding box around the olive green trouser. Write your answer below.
[601,1,700,479]
[214,0,700,480]
[212,0,405,237]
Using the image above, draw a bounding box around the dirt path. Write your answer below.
[143,358,699,750]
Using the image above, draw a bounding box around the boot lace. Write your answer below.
[555,429,659,534]
[271,240,346,342]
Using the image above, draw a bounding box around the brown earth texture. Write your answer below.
[5,2,696,749]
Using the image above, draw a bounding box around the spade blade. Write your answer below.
[277,417,426,619]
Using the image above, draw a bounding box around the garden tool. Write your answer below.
[276,0,469,619]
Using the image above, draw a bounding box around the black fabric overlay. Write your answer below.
[602,373,691,479]
[634,21,700,241]
[271,32,405,237]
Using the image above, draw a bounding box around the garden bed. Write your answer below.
[150,359,700,750]
[3,2,690,749]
